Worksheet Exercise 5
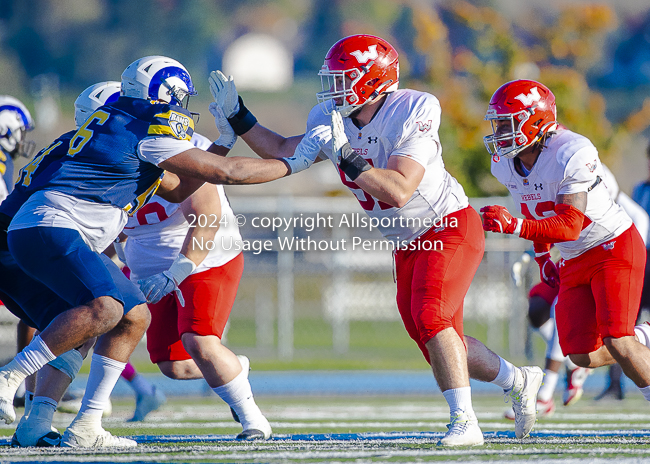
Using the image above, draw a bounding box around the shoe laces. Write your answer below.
[445,412,471,435]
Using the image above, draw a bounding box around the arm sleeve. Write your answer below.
[520,204,585,243]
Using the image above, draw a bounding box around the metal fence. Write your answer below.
[0,195,536,365]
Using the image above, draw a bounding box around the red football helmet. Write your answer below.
[484,79,557,159]
[317,34,399,116]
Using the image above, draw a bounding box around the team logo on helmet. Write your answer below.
[350,45,379,64]
[514,87,541,106]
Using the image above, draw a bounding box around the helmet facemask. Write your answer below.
[317,66,367,116]
[484,108,556,159]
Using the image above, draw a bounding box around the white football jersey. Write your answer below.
[491,129,632,259]
[122,133,243,281]
[307,89,469,244]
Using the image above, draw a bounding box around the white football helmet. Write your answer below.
[0,96,35,158]
[74,81,121,129]
[121,56,196,108]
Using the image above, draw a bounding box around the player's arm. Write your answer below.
[156,171,206,204]
[353,156,424,208]
[178,183,221,267]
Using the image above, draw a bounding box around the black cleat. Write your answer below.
[236,429,268,441]
[11,430,62,448]
[594,383,624,401]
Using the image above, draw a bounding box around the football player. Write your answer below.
[0,56,327,448]
[117,126,271,439]
[481,79,650,408]
[208,34,544,446]
[0,96,35,201]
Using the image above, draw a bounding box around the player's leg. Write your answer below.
[122,361,166,422]
[177,254,271,440]
[14,321,36,409]
[399,207,484,446]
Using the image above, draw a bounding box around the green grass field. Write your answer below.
[2,392,650,462]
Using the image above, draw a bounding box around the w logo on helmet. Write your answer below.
[514,87,541,106]
[350,45,378,64]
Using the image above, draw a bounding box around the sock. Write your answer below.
[71,353,125,427]
[635,324,650,348]
[565,357,579,371]
[24,391,34,416]
[537,370,559,402]
[29,396,57,426]
[442,386,474,417]
[2,336,56,392]
[493,357,517,391]
[538,319,554,343]
[640,385,650,402]
[121,362,136,382]
[213,369,266,430]
[129,374,155,397]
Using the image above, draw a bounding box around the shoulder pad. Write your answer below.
[148,104,194,141]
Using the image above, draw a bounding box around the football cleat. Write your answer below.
[61,425,137,448]
[563,367,591,406]
[506,366,544,439]
[437,410,484,447]
[504,397,555,421]
[127,386,166,422]
[0,369,23,424]
[11,430,61,448]
[594,382,625,401]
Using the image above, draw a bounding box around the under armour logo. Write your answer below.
[534,183,543,190]
[602,241,615,251]
[368,136,378,144]
[350,45,378,64]
[416,120,432,132]
[514,87,541,106]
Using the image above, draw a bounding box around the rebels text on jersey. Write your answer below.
[491,128,632,259]
[308,89,469,244]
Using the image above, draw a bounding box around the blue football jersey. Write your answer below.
[0,131,75,219]
[22,97,194,215]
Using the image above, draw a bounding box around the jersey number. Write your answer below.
[520,201,555,220]
[17,141,62,187]
[338,159,393,211]
[68,110,110,156]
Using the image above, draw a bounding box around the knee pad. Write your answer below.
[48,349,84,381]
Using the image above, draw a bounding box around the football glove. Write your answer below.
[283,124,331,174]
[332,110,370,180]
[137,254,196,306]
[209,103,237,150]
[208,70,240,118]
[534,252,560,288]
[480,205,522,235]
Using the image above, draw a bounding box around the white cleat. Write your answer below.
[0,370,24,424]
[61,425,137,448]
[508,366,544,439]
[437,410,484,447]
[563,367,591,406]
[127,386,166,422]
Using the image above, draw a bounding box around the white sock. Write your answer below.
[635,324,650,348]
[537,370,559,402]
[213,369,266,430]
[442,386,474,417]
[640,385,650,402]
[2,336,56,392]
[565,357,579,371]
[24,391,34,416]
[493,357,517,391]
[71,353,125,427]
[538,319,554,343]
[129,374,155,397]
[29,396,57,425]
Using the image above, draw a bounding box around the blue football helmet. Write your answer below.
[121,56,196,108]
[0,96,35,158]
[74,81,121,129]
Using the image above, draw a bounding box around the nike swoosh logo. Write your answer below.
[503,217,512,224]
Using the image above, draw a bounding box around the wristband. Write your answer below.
[168,253,197,285]
[227,96,258,136]
[339,143,371,180]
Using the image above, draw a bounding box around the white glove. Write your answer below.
[137,254,196,306]
[209,103,237,150]
[208,70,240,118]
[283,125,331,174]
[331,110,348,161]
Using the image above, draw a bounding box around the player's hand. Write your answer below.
[331,110,370,180]
[209,103,237,150]
[208,70,240,118]
[534,252,560,288]
[480,205,522,235]
[138,271,185,306]
[283,124,331,174]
